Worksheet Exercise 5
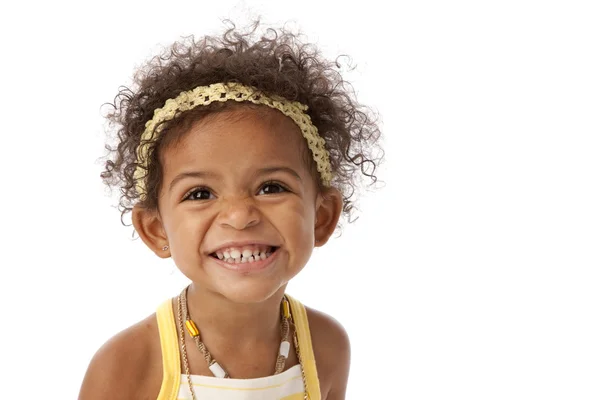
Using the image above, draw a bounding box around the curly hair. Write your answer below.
[99,20,383,230]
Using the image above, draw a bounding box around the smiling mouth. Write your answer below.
[210,246,279,264]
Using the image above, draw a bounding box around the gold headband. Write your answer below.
[134,82,333,199]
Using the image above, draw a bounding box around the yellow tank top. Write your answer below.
[155,294,321,400]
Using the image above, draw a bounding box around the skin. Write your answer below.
[79,106,350,399]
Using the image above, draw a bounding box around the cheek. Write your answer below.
[169,212,210,253]
[275,200,315,245]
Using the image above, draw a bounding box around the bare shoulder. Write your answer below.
[78,312,162,400]
[305,306,351,400]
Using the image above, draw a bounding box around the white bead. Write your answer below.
[279,341,290,358]
[209,362,227,378]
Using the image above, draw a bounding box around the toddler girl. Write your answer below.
[80,22,382,400]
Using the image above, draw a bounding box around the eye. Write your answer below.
[183,187,215,201]
[258,181,289,195]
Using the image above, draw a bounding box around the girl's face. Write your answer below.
[149,107,333,303]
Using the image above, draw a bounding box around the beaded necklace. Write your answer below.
[176,286,309,399]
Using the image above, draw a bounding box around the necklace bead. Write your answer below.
[208,361,227,378]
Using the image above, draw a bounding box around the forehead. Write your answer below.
[160,106,314,187]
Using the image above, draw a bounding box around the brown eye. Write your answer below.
[185,188,215,201]
[258,182,288,195]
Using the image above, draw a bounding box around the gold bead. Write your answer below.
[282,298,291,319]
[185,319,199,337]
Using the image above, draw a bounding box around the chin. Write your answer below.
[217,281,286,304]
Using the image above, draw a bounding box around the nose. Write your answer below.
[217,196,260,230]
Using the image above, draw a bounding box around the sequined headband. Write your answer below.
[133,82,333,200]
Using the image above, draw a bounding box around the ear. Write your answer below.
[314,187,343,247]
[131,204,171,258]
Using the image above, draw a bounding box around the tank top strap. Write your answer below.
[286,294,322,400]
[155,299,181,400]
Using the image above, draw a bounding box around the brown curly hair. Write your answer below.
[99,21,383,230]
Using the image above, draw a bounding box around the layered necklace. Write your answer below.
[176,286,308,400]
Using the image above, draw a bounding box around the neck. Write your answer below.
[184,283,286,347]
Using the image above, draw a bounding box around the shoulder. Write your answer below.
[78,312,163,400]
[305,306,351,400]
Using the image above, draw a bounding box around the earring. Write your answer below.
[162,245,169,251]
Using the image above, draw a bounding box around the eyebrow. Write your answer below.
[168,166,302,192]
[169,171,219,193]
[257,167,302,182]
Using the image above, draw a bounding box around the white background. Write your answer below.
[0,1,598,399]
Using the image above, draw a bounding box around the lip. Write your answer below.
[208,247,280,274]
[207,240,278,255]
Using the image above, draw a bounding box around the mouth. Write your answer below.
[210,245,279,264]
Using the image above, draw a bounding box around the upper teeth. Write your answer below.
[215,246,273,264]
